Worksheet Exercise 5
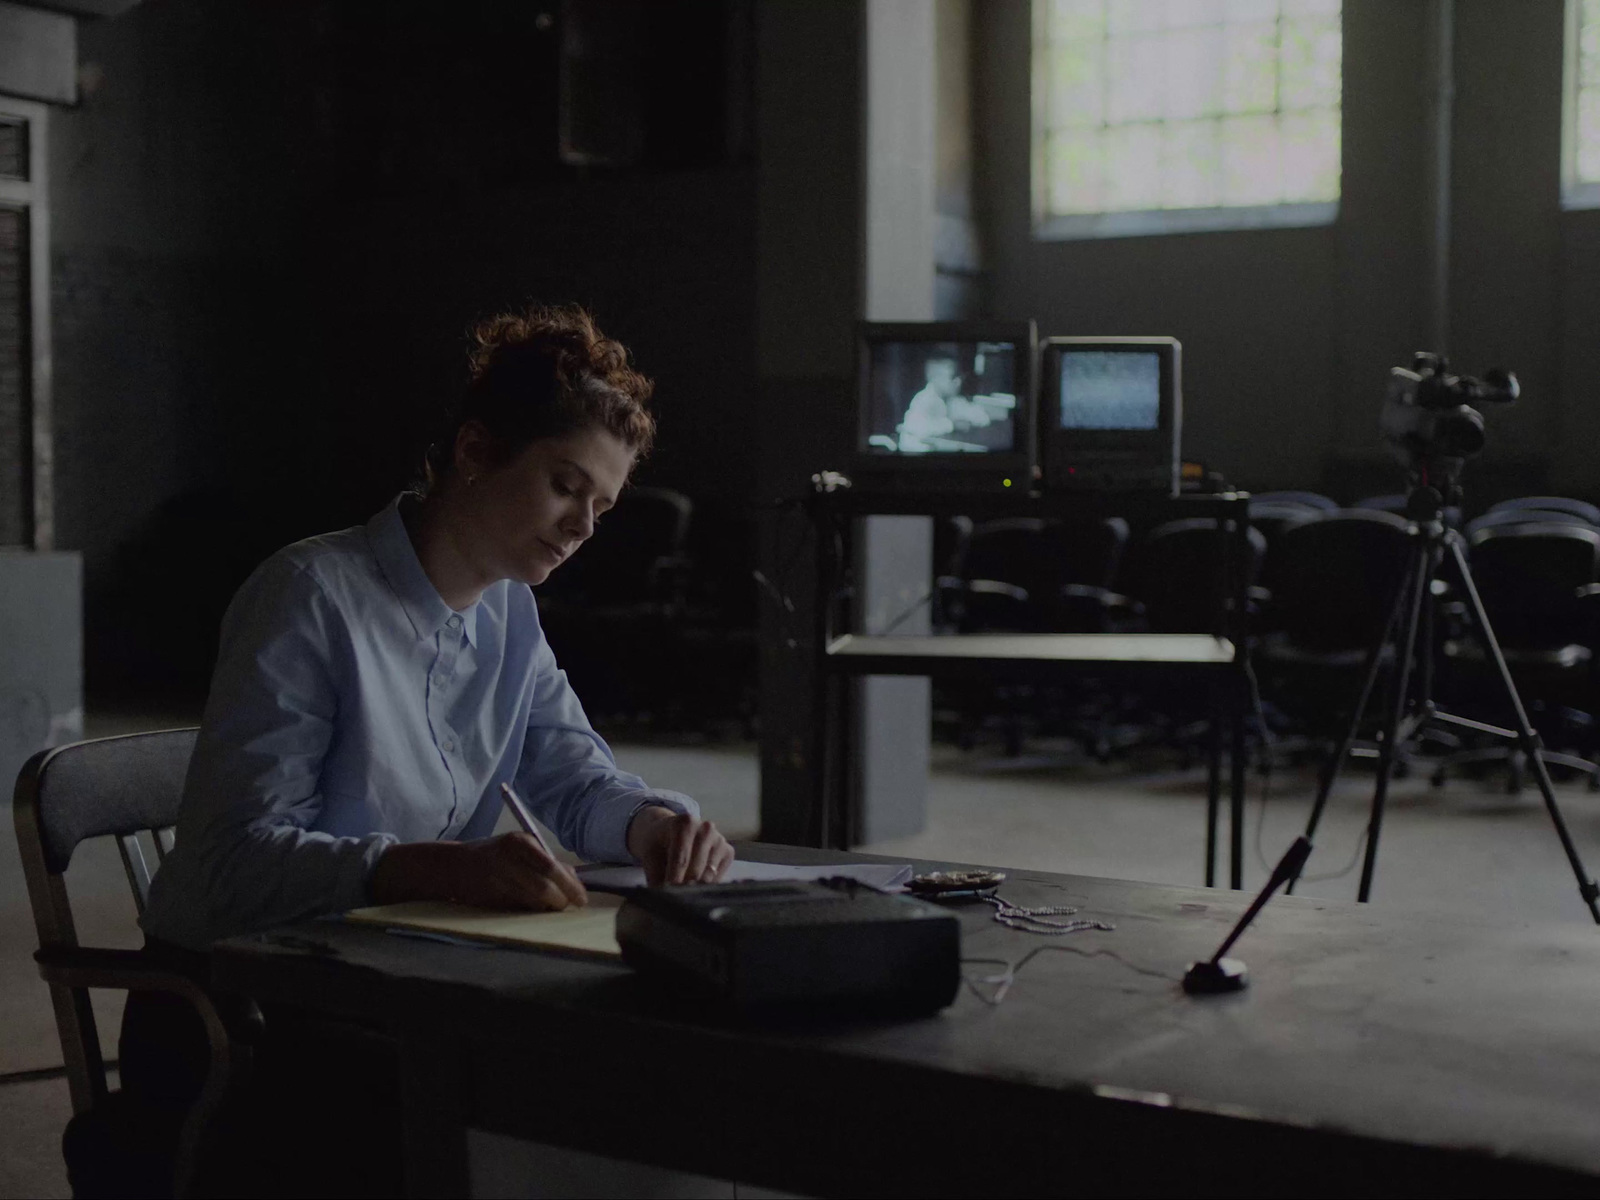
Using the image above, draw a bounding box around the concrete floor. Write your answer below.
[5,723,1600,1196]
[870,743,1600,926]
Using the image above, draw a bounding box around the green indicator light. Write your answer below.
[1002,478,1012,487]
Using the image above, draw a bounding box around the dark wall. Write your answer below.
[976,0,1596,504]
[47,0,758,699]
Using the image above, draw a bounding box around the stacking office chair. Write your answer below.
[1432,522,1600,791]
[1486,495,1600,526]
[1465,502,1593,540]
[1248,499,1323,545]
[930,516,975,631]
[538,486,695,721]
[1249,490,1339,512]
[1254,510,1416,771]
[565,486,695,610]
[934,515,975,579]
[1248,498,1322,635]
[944,515,1132,634]
[1356,493,1463,527]
[1465,507,1598,538]
[940,519,1057,754]
[1049,515,1131,631]
[1113,518,1265,760]
[1119,517,1266,635]
[1038,515,1133,757]
[1353,493,1409,514]
[939,516,1131,754]
[1258,510,1414,657]
[13,728,249,1198]
[947,518,1054,633]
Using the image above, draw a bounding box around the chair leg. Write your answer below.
[1540,751,1600,777]
[1430,745,1515,788]
[1429,744,1600,794]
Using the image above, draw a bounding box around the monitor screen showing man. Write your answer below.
[863,341,1018,454]
[1058,350,1162,431]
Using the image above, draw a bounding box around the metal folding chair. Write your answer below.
[12,728,244,1198]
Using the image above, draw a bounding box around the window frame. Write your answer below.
[1030,0,1343,242]
[0,97,50,550]
[1563,0,1600,210]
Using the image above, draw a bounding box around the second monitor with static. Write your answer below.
[1039,336,1182,497]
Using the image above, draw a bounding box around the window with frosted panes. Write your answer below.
[1564,0,1600,208]
[1034,0,1342,240]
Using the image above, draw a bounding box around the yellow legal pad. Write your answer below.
[344,892,623,960]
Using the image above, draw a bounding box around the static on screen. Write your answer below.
[863,341,1018,455]
[1059,351,1161,431]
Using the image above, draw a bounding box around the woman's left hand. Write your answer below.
[627,806,734,886]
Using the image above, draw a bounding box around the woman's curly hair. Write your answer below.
[418,303,655,495]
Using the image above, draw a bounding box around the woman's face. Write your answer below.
[461,424,636,587]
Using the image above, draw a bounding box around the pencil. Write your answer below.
[500,781,554,857]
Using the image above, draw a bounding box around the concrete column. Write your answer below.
[853,0,938,843]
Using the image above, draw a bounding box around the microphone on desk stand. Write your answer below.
[1183,836,1313,995]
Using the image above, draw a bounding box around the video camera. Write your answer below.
[1379,352,1519,476]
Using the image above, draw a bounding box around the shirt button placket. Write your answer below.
[442,624,460,754]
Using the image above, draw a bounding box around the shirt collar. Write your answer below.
[367,495,480,647]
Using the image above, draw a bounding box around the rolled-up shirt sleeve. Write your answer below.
[143,558,395,946]
[515,611,697,864]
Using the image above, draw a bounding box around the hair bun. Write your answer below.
[414,303,655,498]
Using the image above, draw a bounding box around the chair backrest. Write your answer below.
[1487,495,1600,526]
[1248,501,1321,549]
[1352,493,1408,513]
[1354,493,1463,527]
[1465,507,1597,538]
[567,487,694,604]
[13,729,199,1110]
[1248,503,1323,625]
[1468,523,1600,647]
[959,518,1056,593]
[1250,490,1339,512]
[1049,516,1130,590]
[1122,518,1266,634]
[1268,510,1414,652]
[956,519,1056,633]
[934,515,974,579]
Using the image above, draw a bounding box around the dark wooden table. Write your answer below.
[211,844,1600,1198]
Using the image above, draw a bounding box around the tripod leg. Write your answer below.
[1231,672,1247,890]
[1289,539,1420,894]
[1447,537,1600,924]
[1358,543,1433,903]
[1206,676,1222,888]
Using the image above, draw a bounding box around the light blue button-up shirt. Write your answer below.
[141,495,697,950]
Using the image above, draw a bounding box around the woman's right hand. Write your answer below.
[370,834,588,910]
[455,833,588,910]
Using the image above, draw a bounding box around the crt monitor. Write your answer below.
[854,320,1037,491]
[1040,337,1181,494]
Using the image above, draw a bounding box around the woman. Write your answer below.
[142,303,734,949]
[112,306,735,1194]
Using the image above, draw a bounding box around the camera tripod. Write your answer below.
[1287,485,1600,923]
